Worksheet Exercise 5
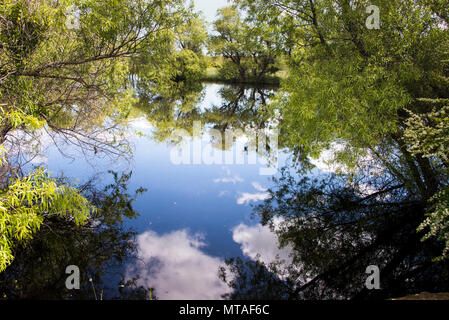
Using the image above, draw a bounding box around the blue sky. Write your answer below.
[193,0,230,23]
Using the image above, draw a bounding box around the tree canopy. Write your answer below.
[0,0,199,274]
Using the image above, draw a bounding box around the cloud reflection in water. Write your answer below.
[232,220,293,266]
[126,229,230,300]
[127,219,294,299]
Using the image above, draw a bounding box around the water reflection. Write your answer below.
[1,82,297,300]
[232,220,293,267]
[236,182,270,205]
[0,171,149,299]
[126,229,230,300]
[220,165,449,300]
[123,219,295,300]
[137,83,277,141]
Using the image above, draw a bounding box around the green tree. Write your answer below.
[221,165,449,299]
[131,8,208,102]
[0,165,96,272]
[0,0,193,274]
[234,0,449,258]
[209,6,279,83]
[0,171,150,299]
[405,105,449,260]
[0,0,189,155]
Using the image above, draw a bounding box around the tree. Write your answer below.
[131,7,208,103]
[0,165,96,272]
[135,82,275,151]
[0,0,189,157]
[208,6,279,82]
[0,0,193,275]
[405,105,449,260]
[221,166,449,299]
[233,0,449,258]
[0,171,150,299]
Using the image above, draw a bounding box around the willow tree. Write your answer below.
[0,0,192,273]
[0,0,190,157]
[208,5,280,83]
[233,0,449,258]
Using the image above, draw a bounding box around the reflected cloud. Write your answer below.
[309,142,348,174]
[218,190,230,197]
[252,182,267,192]
[236,192,270,205]
[214,175,244,184]
[126,229,230,300]
[28,153,49,165]
[130,117,154,130]
[213,166,244,184]
[232,220,293,266]
[236,181,270,205]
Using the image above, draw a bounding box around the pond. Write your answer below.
[2,82,448,301]
[25,83,296,299]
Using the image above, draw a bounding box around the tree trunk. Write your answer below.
[0,123,12,145]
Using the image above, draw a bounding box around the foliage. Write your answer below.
[405,105,449,164]
[0,0,198,275]
[221,166,449,299]
[232,0,449,259]
[135,83,275,147]
[234,0,448,167]
[418,188,449,261]
[219,256,293,300]
[0,0,190,156]
[405,105,449,260]
[132,7,208,99]
[208,6,279,82]
[0,171,150,299]
[0,166,96,272]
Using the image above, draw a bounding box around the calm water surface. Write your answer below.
[39,83,296,299]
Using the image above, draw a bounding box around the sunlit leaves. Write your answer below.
[405,105,449,163]
[0,164,96,272]
[406,105,449,259]
[0,108,46,130]
[208,5,279,82]
[418,188,449,261]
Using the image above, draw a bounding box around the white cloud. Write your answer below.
[231,219,310,283]
[214,175,244,184]
[236,192,270,205]
[213,166,244,184]
[130,117,153,130]
[232,220,293,267]
[126,229,230,300]
[309,142,348,174]
[27,153,48,165]
[252,182,268,192]
[309,142,384,176]
[218,190,230,197]
[236,181,270,205]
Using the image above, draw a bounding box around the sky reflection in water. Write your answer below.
[42,84,293,299]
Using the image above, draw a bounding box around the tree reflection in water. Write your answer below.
[136,83,277,146]
[220,165,449,300]
[5,82,448,300]
[0,171,152,300]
